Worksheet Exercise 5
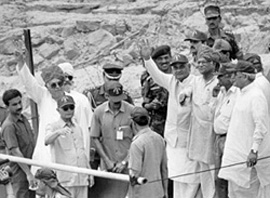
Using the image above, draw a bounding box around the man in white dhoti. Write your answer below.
[219,60,270,198]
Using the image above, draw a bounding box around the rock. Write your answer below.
[33,54,44,66]
[63,39,80,60]
[87,29,117,51]
[0,38,15,55]
[39,43,60,59]
[61,26,75,38]
[76,20,101,33]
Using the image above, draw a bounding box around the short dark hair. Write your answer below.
[2,89,22,106]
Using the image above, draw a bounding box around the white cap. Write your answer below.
[58,62,74,76]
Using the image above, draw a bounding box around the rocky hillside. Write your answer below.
[0,0,270,108]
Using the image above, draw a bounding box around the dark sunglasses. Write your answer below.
[206,16,219,21]
[65,75,73,81]
[49,81,64,89]
[61,104,75,111]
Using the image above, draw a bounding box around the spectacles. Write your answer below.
[206,16,219,21]
[65,75,73,81]
[61,104,75,111]
[190,40,199,44]
[49,81,64,89]
[172,64,187,70]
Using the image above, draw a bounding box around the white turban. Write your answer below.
[58,62,74,76]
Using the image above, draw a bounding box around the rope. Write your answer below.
[147,155,270,184]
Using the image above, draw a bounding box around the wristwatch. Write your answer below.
[251,149,258,155]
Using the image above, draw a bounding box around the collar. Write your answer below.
[99,84,105,95]
[256,72,263,78]
[207,28,227,39]
[133,127,151,141]
[58,118,75,128]
[241,82,254,93]
[104,101,125,113]
[8,113,24,123]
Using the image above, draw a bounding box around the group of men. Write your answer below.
[0,3,270,198]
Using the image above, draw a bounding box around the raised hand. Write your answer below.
[13,39,29,69]
[137,39,152,60]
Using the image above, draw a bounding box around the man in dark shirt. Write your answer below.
[1,89,36,198]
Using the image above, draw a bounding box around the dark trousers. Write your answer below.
[12,181,35,198]
[168,179,173,198]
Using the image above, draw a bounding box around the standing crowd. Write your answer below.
[0,3,270,198]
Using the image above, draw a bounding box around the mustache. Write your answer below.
[190,46,195,50]
[17,108,22,112]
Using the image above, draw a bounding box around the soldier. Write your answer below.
[204,4,243,60]
[141,45,171,137]
[83,63,133,110]
[213,39,233,63]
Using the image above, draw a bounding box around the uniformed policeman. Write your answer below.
[141,45,171,137]
[204,4,243,60]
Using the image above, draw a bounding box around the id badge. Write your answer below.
[116,128,123,140]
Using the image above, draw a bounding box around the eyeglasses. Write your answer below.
[49,81,64,89]
[61,104,75,111]
[65,75,73,81]
[206,16,219,21]
[172,64,187,70]
[190,40,199,44]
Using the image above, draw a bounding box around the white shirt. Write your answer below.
[219,83,270,188]
[187,75,218,164]
[17,64,93,173]
[214,86,239,135]
[254,72,270,113]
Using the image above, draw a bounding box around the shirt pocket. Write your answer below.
[59,136,73,150]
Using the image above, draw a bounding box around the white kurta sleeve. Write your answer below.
[144,58,172,90]
[16,63,46,104]
[251,95,269,151]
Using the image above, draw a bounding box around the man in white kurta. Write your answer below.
[16,55,92,173]
[243,53,270,113]
[180,49,220,198]
[219,61,270,198]
[141,44,200,198]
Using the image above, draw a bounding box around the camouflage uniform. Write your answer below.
[141,71,168,137]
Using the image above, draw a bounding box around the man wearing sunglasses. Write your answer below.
[45,95,93,198]
[213,39,233,63]
[204,4,243,60]
[58,62,93,160]
[15,52,92,175]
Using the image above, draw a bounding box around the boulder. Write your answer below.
[63,39,80,60]
[86,29,117,51]
[39,43,60,59]
[76,20,101,33]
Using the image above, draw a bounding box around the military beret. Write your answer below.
[151,45,171,59]
[204,4,221,18]
[41,66,65,84]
